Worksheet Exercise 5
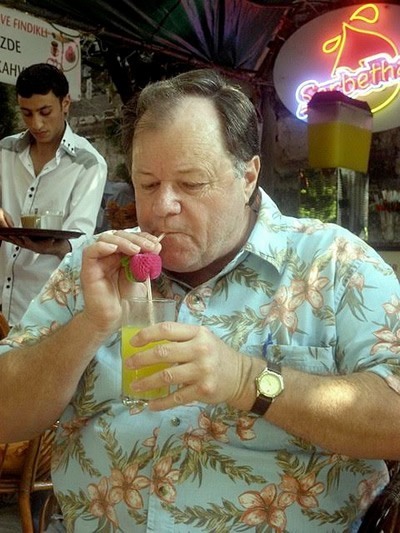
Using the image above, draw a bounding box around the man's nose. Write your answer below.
[153,187,181,216]
[30,114,44,131]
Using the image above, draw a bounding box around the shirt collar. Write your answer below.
[15,122,76,157]
[244,187,305,274]
[59,123,77,156]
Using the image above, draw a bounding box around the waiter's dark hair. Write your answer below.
[16,63,69,100]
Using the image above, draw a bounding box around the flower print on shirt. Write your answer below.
[40,266,80,311]
[291,267,330,310]
[260,285,299,334]
[239,483,288,532]
[87,476,120,527]
[109,463,151,509]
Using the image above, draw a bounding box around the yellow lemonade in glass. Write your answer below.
[120,297,176,408]
[121,326,170,404]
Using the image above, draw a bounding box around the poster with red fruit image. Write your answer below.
[273,3,400,132]
[0,5,81,100]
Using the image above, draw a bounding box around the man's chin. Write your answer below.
[161,255,198,275]
[162,263,193,275]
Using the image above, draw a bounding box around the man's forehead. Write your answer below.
[138,95,218,129]
[18,91,59,108]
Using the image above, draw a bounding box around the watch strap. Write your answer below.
[264,361,281,374]
[251,361,282,416]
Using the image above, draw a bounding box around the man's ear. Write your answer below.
[243,155,260,203]
[62,95,71,116]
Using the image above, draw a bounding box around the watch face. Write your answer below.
[258,372,283,397]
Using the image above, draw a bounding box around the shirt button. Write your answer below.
[170,417,181,427]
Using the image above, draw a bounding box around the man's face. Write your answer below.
[17,91,70,146]
[131,97,259,281]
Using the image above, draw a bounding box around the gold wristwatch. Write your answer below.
[251,362,284,416]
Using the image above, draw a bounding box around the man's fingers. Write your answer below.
[99,231,162,254]
[84,240,119,260]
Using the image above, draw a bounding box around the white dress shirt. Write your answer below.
[0,123,107,324]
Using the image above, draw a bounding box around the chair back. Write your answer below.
[358,461,400,531]
[0,311,10,338]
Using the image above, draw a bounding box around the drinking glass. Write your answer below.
[20,212,41,228]
[20,210,63,230]
[40,211,63,230]
[121,297,176,409]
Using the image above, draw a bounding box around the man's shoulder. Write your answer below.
[0,132,24,151]
[73,133,104,156]
[67,131,107,168]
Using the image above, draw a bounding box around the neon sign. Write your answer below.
[273,3,400,132]
[296,52,400,119]
[296,4,400,119]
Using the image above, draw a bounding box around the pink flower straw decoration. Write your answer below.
[120,233,165,304]
[129,253,162,282]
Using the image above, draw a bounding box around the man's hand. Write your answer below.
[2,236,72,258]
[80,230,162,337]
[125,322,254,410]
[0,207,14,227]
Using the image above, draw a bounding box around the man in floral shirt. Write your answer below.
[1,69,400,532]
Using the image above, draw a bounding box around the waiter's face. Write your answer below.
[18,91,70,146]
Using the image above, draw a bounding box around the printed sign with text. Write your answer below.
[0,6,81,100]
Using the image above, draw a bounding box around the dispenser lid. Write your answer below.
[308,91,371,114]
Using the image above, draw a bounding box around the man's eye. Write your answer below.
[183,182,205,190]
[140,183,158,191]
[40,110,51,116]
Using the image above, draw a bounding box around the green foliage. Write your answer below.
[299,168,337,222]
[0,83,16,139]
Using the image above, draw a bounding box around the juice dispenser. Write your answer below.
[307,91,372,173]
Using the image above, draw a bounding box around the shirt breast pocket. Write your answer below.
[269,344,337,375]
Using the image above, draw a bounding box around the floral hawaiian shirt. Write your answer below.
[1,188,400,533]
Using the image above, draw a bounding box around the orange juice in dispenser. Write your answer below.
[307,91,372,173]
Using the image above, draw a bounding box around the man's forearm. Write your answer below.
[267,368,400,459]
[0,312,109,442]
